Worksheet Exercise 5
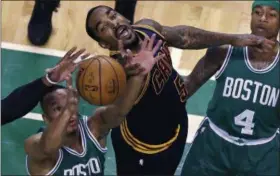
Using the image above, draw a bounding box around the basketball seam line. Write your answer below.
[102,57,120,103]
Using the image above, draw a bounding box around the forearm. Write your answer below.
[183,75,204,99]
[40,111,71,154]
[182,52,223,99]
[101,76,145,128]
[1,77,51,125]
[165,25,236,49]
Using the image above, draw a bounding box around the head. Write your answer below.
[251,0,280,40]
[40,85,79,135]
[86,5,139,50]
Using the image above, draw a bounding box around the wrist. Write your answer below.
[41,76,53,87]
[42,73,59,86]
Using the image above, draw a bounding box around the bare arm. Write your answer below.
[89,75,145,142]
[183,45,229,99]
[135,19,263,50]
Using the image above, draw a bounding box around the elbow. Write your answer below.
[113,108,127,125]
[40,135,59,155]
[40,142,58,156]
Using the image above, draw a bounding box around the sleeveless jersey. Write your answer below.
[110,24,188,154]
[26,116,107,176]
[207,46,280,139]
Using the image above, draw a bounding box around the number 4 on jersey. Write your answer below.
[234,109,255,135]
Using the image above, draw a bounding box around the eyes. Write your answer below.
[254,8,278,18]
[98,11,117,32]
[52,105,62,112]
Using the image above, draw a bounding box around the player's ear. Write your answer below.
[99,41,110,49]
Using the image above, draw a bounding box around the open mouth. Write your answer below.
[256,25,267,32]
[69,119,77,127]
[116,25,130,39]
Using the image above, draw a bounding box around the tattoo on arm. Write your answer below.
[162,26,236,49]
[134,18,235,50]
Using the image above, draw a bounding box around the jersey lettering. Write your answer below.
[151,43,173,94]
[223,77,279,107]
[151,43,185,101]
[64,157,101,176]
[174,75,187,102]
[152,68,166,94]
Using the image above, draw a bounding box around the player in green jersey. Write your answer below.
[24,36,164,176]
[181,1,280,176]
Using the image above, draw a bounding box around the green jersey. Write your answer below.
[26,116,107,176]
[207,46,280,139]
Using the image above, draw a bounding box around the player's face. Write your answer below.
[43,89,79,134]
[251,6,279,39]
[89,6,138,50]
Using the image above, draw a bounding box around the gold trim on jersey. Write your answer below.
[120,119,180,154]
[132,24,165,39]
[134,72,150,105]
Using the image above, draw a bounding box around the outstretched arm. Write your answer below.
[1,77,53,125]
[183,45,229,99]
[135,18,274,51]
[1,47,90,126]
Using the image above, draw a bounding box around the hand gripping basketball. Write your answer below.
[118,34,165,76]
[45,47,91,84]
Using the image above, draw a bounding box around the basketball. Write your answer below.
[76,55,127,106]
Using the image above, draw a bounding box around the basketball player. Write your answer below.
[24,36,164,176]
[180,1,279,175]
[85,5,275,175]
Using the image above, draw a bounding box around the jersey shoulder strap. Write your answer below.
[132,24,165,40]
[80,115,108,153]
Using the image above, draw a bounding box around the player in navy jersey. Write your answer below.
[85,5,274,175]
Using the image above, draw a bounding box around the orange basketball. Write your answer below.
[76,55,127,106]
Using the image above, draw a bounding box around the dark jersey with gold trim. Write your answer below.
[110,25,188,145]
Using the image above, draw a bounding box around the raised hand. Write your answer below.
[45,47,91,85]
[119,34,165,76]
[231,34,275,52]
[59,75,79,117]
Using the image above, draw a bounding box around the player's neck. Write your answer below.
[63,130,82,151]
[248,44,279,64]
[127,33,142,53]
[249,35,279,59]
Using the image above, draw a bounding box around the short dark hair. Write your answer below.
[40,85,66,113]
[86,5,110,42]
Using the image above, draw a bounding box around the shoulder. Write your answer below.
[134,18,163,32]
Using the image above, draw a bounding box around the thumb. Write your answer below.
[45,67,55,73]
[256,39,263,45]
